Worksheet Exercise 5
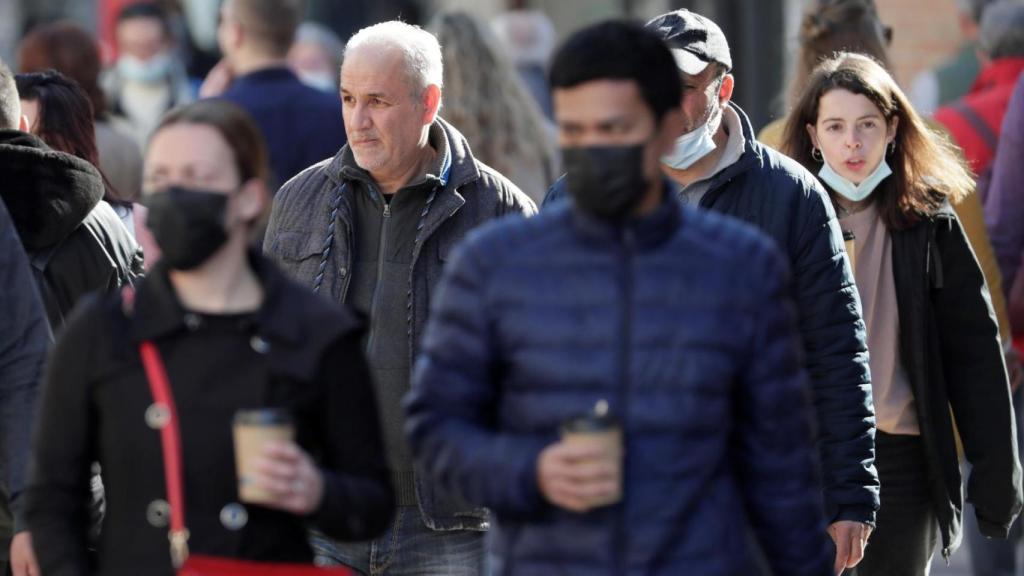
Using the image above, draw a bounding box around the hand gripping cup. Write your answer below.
[233,408,295,505]
[560,400,623,508]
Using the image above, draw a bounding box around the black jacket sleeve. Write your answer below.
[24,298,101,575]
[308,330,395,540]
[0,200,51,533]
[934,214,1024,537]
[792,180,879,525]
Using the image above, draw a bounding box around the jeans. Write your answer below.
[310,505,486,576]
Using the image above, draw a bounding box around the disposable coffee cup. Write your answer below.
[233,408,295,504]
[560,401,623,508]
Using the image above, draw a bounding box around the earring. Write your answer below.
[812,147,823,162]
[888,140,896,155]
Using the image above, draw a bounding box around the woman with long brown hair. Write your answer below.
[759,0,1016,385]
[781,51,1021,574]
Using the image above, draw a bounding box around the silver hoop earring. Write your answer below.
[812,147,823,162]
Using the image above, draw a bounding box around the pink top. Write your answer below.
[840,202,920,435]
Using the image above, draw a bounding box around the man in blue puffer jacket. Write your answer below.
[546,11,878,572]
[406,21,832,576]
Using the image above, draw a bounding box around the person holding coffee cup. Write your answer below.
[24,99,394,576]
[406,21,833,576]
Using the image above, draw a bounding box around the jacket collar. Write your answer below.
[0,130,104,250]
[704,103,762,187]
[969,57,1024,95]
[130,250,304,345]
[569,183,683,250]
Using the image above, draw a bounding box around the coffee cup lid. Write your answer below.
[233,408,293,426]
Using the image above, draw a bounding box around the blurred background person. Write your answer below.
[935,0,1024,184]
[987,75,1024,339]
[759,0,892,149]
[977,67,1024,576]
[25,99,394,574]
[0,195,50,576]
[205,0,345,190]
[287,21,343,94]
[782,51,1022,574]
[17,20,144,203]
[489,0,556,120]
[4,69,142,329]
[17,70,157,263]
[431,11,558,204]
[102,2,194,147]
[911,0,996,116]
[1,65,143,575]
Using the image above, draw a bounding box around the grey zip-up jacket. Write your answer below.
[264,117,536,530]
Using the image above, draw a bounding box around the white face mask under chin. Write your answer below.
[661,106,719,170]
[818,156,893,203]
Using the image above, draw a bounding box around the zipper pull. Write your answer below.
[383,203,392,218]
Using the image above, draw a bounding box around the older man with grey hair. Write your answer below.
[264,20,536,575]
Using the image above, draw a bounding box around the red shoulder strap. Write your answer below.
[138,341,191,567]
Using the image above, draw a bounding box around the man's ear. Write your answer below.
[422,84,442,125]
[718,74,735,107]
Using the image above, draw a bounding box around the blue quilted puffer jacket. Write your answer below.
[406,195,833,576]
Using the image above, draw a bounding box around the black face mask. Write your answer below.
[562,144,649,220]
[143,186,232,271]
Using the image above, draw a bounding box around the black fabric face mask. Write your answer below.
[562,144,650,220]
[143,186,232,271]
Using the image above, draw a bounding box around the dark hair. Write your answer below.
[16,71,129,204]
[0,59,17,129]
[781,52,973,230]
[154,100,270,185]
[549,20,682,122]
[789,0,892,106]
[16,71,98,163]
[228,0,304,57]
[17,21,107,120]
[117,2,172,37]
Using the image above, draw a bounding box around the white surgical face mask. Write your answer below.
[297,70,336,93]
[117,52,174,85]
[818,157,893,202]
[661,105,719,170]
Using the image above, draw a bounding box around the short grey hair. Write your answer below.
[979,0,1024,58]
[345,21,444,95]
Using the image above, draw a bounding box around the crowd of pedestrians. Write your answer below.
[0,0,1023,575]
